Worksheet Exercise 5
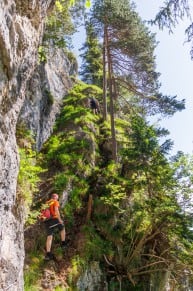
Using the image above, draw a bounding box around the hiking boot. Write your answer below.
[61,241,67,250]
[44,252,55,261]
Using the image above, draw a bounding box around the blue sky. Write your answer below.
[134,1,193,155]
[72,1,193,155]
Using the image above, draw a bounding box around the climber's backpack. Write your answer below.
[39,200,54,221]
[40,207,51,221]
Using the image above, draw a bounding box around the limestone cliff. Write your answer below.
[0,1,55,290]
[19,46,77,150]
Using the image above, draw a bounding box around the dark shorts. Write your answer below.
[44,218,64,236]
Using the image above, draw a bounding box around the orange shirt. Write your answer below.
[47,199,60,218]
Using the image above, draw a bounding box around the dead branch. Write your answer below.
[103,254,116,268]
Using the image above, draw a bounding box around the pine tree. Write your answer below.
[79,22,103,87]
[92,0,185,113]
[89,0,184,161]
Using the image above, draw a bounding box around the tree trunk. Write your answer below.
[86,194,93,222]
[105,26,117,162]
[102,24,108,121]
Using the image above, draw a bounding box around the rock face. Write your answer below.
[0,1,54,290]
[76,261,107,291]
[19,46,76,150]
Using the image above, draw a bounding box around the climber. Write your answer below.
[89,97,100,114]
[44,193,67,260]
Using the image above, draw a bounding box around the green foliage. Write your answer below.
[16,125,45,224]
[18,148,43,204]
[65,50,77,64]
[44,0,75,48]
[26,209,40,226]
[70,0,91,8]
[54,286,67,291]
[59,105,89,124]
[24,257,43,290]
[100,183,126,210]
[55,82,102,131]
[54,173,69,192]
[98,119,112,141]
[79,22,103,87]
[45,133,92,172]
[63,175,89,224]
[44,0,90,49]
[18,152,45,226]
[85,0,91,8]
[40,84,102,207]
[83,224,113,261]
[172,153,193,212]
[38,46,47,63]
[67,255,86,287]
[16,124,46,227]
[77,112,193,287]
[120,115,174,192]
[69,183,87,209]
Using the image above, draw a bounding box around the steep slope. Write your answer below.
[24,82,107,290]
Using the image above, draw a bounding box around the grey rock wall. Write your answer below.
[19,46,77,150]
[0,0,54,290]
[76,261,107,291]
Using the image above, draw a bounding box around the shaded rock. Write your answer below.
[76,261,107,291]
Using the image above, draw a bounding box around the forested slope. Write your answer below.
[22,78,193,290]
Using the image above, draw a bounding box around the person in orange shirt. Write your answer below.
[44,193,66,260]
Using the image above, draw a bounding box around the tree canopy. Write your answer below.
[152,0,193,57]
[87,0,185,116]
